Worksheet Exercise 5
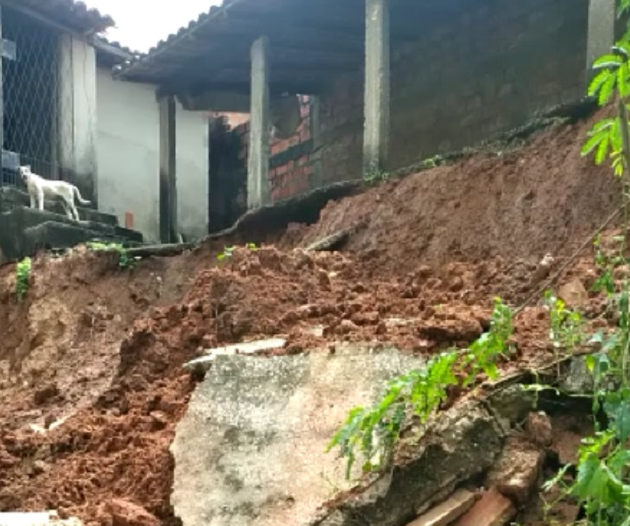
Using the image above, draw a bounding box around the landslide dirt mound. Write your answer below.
[0,246,215,432]
[283,108,621,276]
[0,108,623,525]
[0,242,609,525]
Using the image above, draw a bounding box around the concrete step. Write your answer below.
[0,185,119,226]
[0,207,143,263]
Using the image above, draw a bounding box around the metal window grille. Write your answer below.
[1,6,73,188]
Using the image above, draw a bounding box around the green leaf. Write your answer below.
[600,73,618,105]
[594,54,624,67]
[573,452,611,502]
[582,130,606,157]
[595,133,611,164]
[604,389,630,442]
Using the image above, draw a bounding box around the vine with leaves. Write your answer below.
[328,4,630,524]
[540,1,630,523]
[327,298,514,479]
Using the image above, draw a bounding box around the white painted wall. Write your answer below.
[176,101,209,240]
[96,68,160,242]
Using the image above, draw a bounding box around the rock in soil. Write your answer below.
[485,435,544,506]
[102,500,159,526]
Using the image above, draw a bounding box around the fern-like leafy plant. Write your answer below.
[86,241,139,269]
[16,257,32,302]
[327,297,513,479]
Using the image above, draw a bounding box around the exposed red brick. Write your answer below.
[407,488,478,526]
[452,488,515,526]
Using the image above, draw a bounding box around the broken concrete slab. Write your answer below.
[452,488,516,526]
[171,344,424,526]
[406,488,478,526]
[183,338,287,370]
[0,512,82,526]
[309,398,505,526]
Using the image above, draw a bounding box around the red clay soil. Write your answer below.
[0,109,621,525]
[283,108,622,275]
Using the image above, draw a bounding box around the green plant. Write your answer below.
[363,162,389,185]
[593,234,627,296]
[543,291,586,352]
[86,241,139,269]
[543,3,630,522]
[327,297,513,480]
[15,257,32,301]
[216,243,258,262]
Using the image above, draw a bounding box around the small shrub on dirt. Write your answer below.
[363,162,389,185]
[86,241,139,269]
[216,243,258,262]
[543,291,585,353]
[15,257,32,301]
[327,297,514,479]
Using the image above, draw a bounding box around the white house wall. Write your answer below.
[96,68,160,242]
[176,101,209,241]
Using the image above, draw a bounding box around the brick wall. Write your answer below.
[233,0,592,200]
[233,95,319,203]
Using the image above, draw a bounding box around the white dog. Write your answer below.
[18,165,90,222]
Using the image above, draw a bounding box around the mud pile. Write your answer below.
[283,108,621,275]
[0,107,623,525]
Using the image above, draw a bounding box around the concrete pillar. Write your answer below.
[363,0,390,173]
[586,0,616,72]
[159,95,177,243]
[57,34,98,204]
[247,36,270,209]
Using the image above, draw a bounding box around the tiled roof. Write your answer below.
[97,37,140,57]
[115,0,367,93]
[2,0,114,34]
[137,0,238,58]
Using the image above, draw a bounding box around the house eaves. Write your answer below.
[0,0,114,36]
[114,0,461,98]
[114,0,370,96]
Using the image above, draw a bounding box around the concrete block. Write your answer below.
[171,344,425,526]
[407,489,478,526]
[0,511,81,526]
[452,489,516,526]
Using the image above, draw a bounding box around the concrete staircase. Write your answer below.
[0,186,143,263]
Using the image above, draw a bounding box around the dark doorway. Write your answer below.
[208,116,247,233]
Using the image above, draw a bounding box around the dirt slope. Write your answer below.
[284,109,621,275]
[0,108,622,525]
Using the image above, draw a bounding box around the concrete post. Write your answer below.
[159,95,177,243]
[57,34,98,204]
[247,36,270,209]
[586,0,617,74]
[363,0,390,173]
